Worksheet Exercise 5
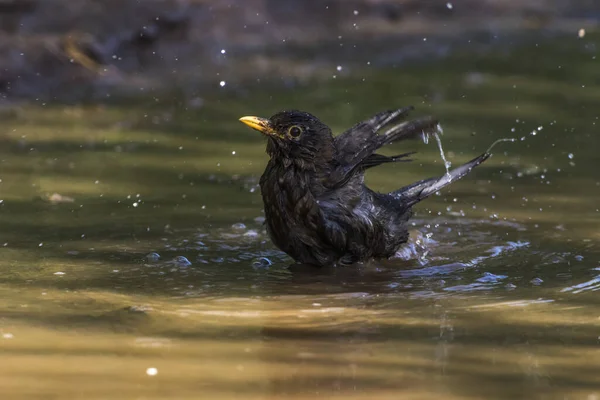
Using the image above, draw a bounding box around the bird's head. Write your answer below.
[239,110,334,165]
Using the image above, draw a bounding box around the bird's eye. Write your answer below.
[287,125,303,138]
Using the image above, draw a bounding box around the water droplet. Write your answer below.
[476,272,507,283]
[243,230,259,238]
[145,252,161,263]
[219,81,226,87]
[173,256,192,267]
[232,223,247,231]
[336,65,342,71]
[568,153,574,159]
[432,131,451,175]
[220,49,226,54]
[146,367,158,376]
[252,257,273,268]
[446,2,453,9]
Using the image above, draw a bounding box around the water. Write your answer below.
[1,33,600,399]
[432,130,452,176]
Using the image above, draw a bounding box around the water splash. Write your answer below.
[421,124,451,176]
[433,130,451,176]
[422,127,515,179]
[486,137,516,153]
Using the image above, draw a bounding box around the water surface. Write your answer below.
[1,34,599,399]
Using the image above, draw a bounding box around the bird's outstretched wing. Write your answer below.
[327,107,439,189]
[333,106,414,155]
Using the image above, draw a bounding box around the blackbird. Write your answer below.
[239,107,490,267]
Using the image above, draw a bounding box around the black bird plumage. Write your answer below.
[239,107,490,267]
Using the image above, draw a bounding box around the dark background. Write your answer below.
[1,0,599,102]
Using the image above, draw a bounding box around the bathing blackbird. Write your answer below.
[239,107,490,267]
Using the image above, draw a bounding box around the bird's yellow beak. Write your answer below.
[239,116,281,137]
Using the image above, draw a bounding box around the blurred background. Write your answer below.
[2,1,600,400]
[1,0,598,102]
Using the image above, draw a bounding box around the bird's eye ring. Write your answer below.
[287,125,303,138]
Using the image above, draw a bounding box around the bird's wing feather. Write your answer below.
[333,107,414,161]
[361,152,416,170]
[327,107,439,189]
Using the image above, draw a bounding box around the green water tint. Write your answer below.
[1,33,600,399]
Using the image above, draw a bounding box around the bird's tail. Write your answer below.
[391,152,490,207]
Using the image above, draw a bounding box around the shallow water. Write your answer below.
[1,34,600,399]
